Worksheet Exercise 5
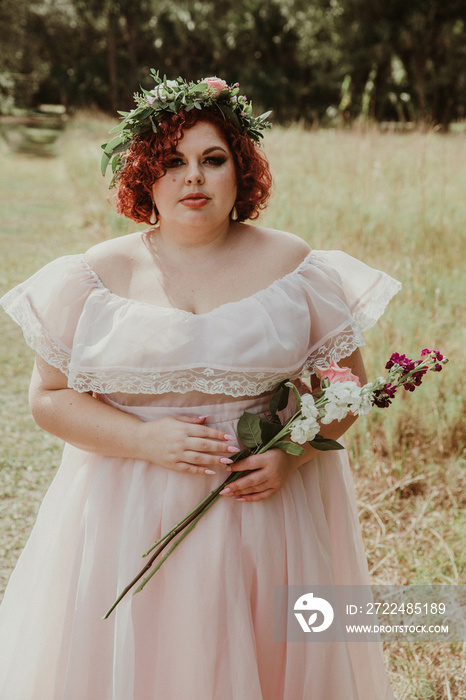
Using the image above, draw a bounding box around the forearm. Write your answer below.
[291,412,357,469]
[28,357,235,472]
[29,385,145,459]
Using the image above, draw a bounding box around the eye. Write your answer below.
[204,156,226,166]
[165,157,185,168]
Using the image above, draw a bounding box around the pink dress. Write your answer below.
[0,249,400,699]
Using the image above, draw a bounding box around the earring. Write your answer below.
[149,204,159,226]
[230,206,238,221]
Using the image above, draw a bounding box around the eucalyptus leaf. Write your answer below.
[134,106,154,120]
[101,151,111,175]
[237,412,262,448]
[309,435,344,451]
[191,83,209,93]
[108,120,129,134]
[103,137,120,154]
[258,110,272,121]
[273,441,305,456]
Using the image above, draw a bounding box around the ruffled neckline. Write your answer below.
[78,251,314,318]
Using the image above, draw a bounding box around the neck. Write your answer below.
[154,219,235,259]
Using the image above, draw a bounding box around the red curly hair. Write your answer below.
[114,107,273,224]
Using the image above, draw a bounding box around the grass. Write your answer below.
[0,114,465,698]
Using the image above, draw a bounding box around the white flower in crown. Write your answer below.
[146,80,179,105]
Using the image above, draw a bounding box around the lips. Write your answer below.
[180,192,210,208]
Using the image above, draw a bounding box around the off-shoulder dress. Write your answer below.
[0,249,400,700]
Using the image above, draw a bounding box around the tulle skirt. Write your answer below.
[0,396,394,700]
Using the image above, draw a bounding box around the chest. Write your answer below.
[125,258,281,315]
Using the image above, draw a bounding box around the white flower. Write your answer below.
[320,381,362,424]
[352,383,374,416]
[290,416,320,444]
[148,80,178,103]
[300,393,319,420]
[320,403,348,424]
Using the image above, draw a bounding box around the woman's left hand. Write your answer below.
[219,449,300,502]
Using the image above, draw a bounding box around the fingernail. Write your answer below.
[225,467,232,472]
[227,446,240,453]
[220,487,231,494]
[198,415,210,420]
[220,458,233,465]
[224,434,235,441]
[236,497,246,502]
[205,469,216,475]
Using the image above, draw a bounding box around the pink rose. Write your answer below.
[315,361,361,387]
[202,76,228,97]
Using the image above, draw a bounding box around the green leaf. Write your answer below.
[285,381,302,406]
[216,104,241,129]
[101,151,111,175]
[237,412,262,448]
[103,135,124,155]
[259,418,283,444]
[258,110,272,122]
[191,83,209,93]
[274,440,305,456]
[309,435,344,451]
[269,380,290,417]
[108,120,129,134]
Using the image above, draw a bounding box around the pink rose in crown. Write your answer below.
[314,361,362,387]
[202,76,228,96]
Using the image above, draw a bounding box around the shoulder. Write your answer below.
[83,232,143,290]
[237,224,311,276]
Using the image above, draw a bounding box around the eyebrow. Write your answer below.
[173,146,228,156]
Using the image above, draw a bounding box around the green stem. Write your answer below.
[134,493,222,594]
[103,456,251,618]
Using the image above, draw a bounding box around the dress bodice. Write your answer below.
[0,250,401,403]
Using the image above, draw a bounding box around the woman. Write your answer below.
[0,75,400,699]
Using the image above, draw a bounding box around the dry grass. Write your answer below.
[0,116,464,698]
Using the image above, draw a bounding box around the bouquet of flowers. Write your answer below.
[103,349,447,619]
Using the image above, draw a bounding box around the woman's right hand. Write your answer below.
[136,415,240,475]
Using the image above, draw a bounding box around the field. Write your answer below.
[0,114,464,698]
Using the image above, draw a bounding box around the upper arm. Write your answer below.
[309,347,367,391]
[29,354,70,402]
[343,347,367,385]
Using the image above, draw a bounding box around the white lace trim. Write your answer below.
[304,324,365,372]
[1,291,71,374]
[352,275,402,332]
[66,325,365,396]
[2,287,366,396]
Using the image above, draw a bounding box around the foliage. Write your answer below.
[2,0,466,126]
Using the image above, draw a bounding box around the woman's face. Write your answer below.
[151,121,237,229]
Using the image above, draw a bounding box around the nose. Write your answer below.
[185,161,204,185]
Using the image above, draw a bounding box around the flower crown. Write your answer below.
[101,71,272,178]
